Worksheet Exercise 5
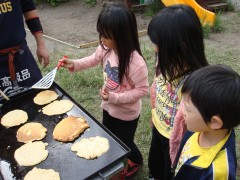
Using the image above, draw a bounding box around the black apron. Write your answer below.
[0,41,42,94]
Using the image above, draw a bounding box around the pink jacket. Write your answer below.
[71,45,149,121]
[169,101,187,165]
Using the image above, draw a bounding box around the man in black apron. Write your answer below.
[0,0,49,95]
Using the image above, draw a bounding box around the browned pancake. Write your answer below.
[53,116,89,142]
[17,122,47,143]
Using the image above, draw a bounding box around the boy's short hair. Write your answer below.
[181,64,240,129]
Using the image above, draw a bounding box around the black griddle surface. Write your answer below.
[0,83,130,180]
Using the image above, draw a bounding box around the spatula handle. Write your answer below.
[57,61,63,70]
[57,56,68,70]
[0,89,10,101]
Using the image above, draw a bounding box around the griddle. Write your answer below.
[0,82,130,180]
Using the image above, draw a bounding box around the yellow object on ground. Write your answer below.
[162,0,215,26]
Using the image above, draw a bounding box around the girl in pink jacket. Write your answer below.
[59,3,149,178]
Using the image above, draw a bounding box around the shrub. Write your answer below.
[84,0,96,7]
[34,0,69,7]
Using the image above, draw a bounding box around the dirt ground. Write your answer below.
[26,0,240,60]
[34,0,151,47]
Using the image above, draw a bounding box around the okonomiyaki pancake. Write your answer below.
[1,109,28,128]
[24,167,60,180]
[14,141,48,166]
[53,116,89,142]
[71,136,109,159]
[33,90,58,105]
[17,122,47,143]
[42,99,73,116]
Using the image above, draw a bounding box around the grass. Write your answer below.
[39,12,240,179]
[84,0,97,7]
[143,0,165,17]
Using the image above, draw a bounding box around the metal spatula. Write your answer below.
[32,57,66,89]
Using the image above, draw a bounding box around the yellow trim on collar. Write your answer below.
[191,131,231,168]
[213,150,228,180]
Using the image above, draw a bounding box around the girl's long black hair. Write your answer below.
[97,3,143,84]
[148,4,209,83]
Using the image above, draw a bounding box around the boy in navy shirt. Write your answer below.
[174,65,240,180]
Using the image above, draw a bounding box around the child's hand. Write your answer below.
[100,86,109,101]
[58,56,74,69]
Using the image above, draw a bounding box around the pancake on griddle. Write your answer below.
[24,167,60,180]
[71,136,109,159]
[42,99,73,116]
[33,90,58,105]
[14,141,48,166]
[17,122,47,143]
[1,109,28,128]
[53,116,89,142]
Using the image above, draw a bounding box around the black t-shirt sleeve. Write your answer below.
[20,0,36,13]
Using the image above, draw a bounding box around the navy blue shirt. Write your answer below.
[0,0,36,49]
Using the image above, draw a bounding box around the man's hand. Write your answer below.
[36,43,49,67]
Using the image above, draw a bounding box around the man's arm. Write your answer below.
[24,10,50,67]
